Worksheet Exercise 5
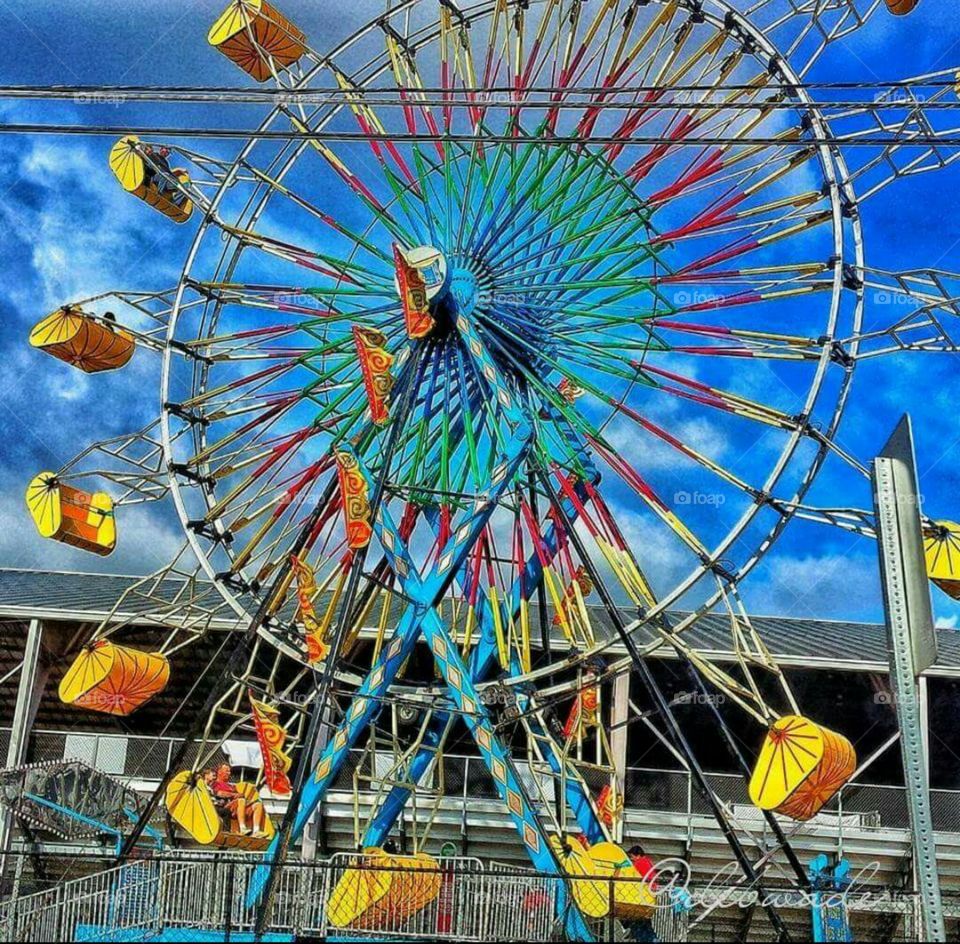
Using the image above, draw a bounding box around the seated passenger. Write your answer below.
[142,145,188,208]
[205,764,267,838]
[627,844,658,888]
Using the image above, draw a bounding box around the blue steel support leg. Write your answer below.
[358,468,594,941]
[364,478,605,847]
[362,378,602,849]
[246,432,532,906]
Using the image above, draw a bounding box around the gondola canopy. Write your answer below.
[26,472,116,556]
[30,306,134,373]
[209,0,306,82]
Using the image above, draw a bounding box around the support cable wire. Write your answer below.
[4,77,960,100]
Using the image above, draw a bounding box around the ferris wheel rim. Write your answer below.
[158,0,866,680]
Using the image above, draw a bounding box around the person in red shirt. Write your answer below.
[625,845,659,943]
[627,844,658,889]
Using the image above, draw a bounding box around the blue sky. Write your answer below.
[2,1,960,629]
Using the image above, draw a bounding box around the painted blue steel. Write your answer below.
[354,465,593,942]
[808,854,852,943]
[364,476,604,848]
[24,793,162,853]
[246,429,532,908]
[467,144,560,260]
[360,278,606,851]
[252,282,603,939]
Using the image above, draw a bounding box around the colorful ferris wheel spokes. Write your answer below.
[22,0,960,926]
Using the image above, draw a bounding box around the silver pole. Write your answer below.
[872,415,945,941]
[609,672,630,844]
[0,618,45,879]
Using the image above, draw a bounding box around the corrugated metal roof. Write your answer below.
[1,567,959,673]
[0,568,235,620]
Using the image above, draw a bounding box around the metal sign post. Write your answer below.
[872,415,945,942]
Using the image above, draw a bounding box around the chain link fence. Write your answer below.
[0,853,573,943]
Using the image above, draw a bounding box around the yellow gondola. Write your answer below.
[352,851,441,928]
[586,842,657,921]
[29,306,135,373]
[749,715,856,821]
[26,472,116,556]
[328,861,373,929]
[924,520,960,599]
[549,835,610,919]
[166,772,220,845]
[165,771,275,850]
[328,848,392,929]
[59,640,169,716]
[885,0,920,14]
[109,136,193,224]
[208,0,306,82]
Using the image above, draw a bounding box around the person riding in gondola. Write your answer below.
[203,764,267,838]
[142,145,188,209]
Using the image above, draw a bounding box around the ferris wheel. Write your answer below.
[21,0,960,936]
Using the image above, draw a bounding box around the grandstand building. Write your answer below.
[1,568,958,941]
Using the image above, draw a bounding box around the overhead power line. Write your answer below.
[0,80,958,111]
[3,122,960,148]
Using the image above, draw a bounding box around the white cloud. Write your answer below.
[746,550,879,620]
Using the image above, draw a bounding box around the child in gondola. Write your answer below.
[206,764,267,838]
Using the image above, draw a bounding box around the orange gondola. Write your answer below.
[353,326,394,425]
[885,0,920,14]
[748,715,856,821]
[332,850,441,929]
[26,472,116,556]
[336,450,373,549]
[109,136,193,224]
[208,0,306,82]
[289,555,330,663]
[393,245,448,339]
[59,640,169,716]
[29,306,135,373]
[250,694,293,797]
[596,783,623,830]
[394,245,434,339]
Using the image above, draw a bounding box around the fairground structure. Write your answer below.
[5,0,960,941]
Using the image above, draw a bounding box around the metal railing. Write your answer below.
[0,853,580,943]
[6,848,949,943]
[7,728,960,837]
[0,858,168,941]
